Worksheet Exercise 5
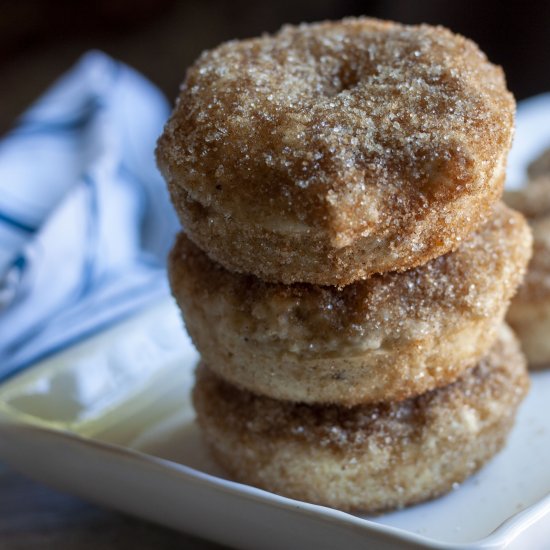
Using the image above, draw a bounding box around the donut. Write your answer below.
[505,176,550,219]
[193,324,528,513]
[528,148,550,180]
[505,177,550,368]
[170,203,531,405]
[157,17,515,285]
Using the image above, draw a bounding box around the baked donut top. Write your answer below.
[157,17,515,247]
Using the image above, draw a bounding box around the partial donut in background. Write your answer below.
[506,151,550,368]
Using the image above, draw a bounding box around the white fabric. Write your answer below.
[0,51,178,379]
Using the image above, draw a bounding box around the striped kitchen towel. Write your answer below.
[0,51,178,379]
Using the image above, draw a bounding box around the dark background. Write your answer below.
[1,0,549,133]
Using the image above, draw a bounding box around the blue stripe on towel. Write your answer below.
[80,173,99,297]
[0,209,36,233]
[13,96,102,137]
[0,272,166,382]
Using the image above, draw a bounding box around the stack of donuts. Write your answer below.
[157,18,533,512]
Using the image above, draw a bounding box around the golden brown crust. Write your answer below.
[193,325,529,513]
[157,17,515,284]
[170,203,531,405]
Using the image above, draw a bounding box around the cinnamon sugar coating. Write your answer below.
[193,325,528,513]
[505,176,550,368]
[170,203,531,404]
[158,17,515,284]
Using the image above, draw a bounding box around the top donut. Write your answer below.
[157,18,515,285]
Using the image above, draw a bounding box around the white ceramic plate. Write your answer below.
[3,94,550,550]
[0,298,549,550]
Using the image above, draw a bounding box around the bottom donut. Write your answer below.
[193,325,528,513]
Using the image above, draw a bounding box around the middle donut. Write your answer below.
[169,202,531,406]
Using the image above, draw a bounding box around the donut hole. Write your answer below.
[335,66,361,94]
[322,64,363,97]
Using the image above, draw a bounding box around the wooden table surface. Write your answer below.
[0,463,226,549]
